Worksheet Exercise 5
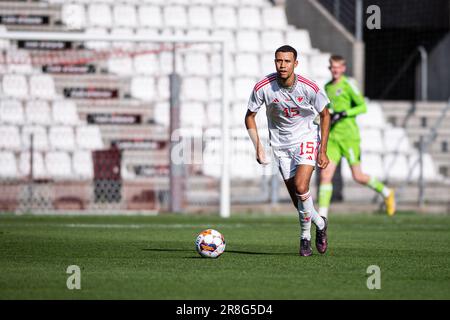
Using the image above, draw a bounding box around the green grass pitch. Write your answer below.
[0,212,449,299]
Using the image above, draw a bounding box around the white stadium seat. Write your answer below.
[383,127,411,153]
[131,76,157,101]
[110,28,135,51]
[138,6,163,28]
[0,26,10,50]
[164,6,188,29]
[46,151,73,179]
[0,126,21,151]
[206,102,222,126]
[49,126,75,151]
[260,53,277,76]
[238,7,262,29]
[236,30,260,52]
[0,100,24,125]
[383,154,409,181]
[62,4,86,30]
[262,7,288,30]
[113,5,137,28]
[135,28,160,50]
[84,28,110,50]
[133,54,159,76]
[285,30,313,54]
[159,51,184,75]
[234,78,255,101]
[241,0,270,7]
[25,101,51,125]
[360,128,384,153]
[21,126,49,152]
[235,53,260,77]
[231,102,247,127]
[157,77,170,100]
[211,30,236,53]
[52,101,79,125]
[19,152,46,178]
[6,50,33,74]
[180,102,205,128]
[29,75,56,100]
[213,7,238,29]
[184,53,209,76]
[181,77,209,102]
[188,6,213,29]
[76,126,104,150]
[152,102,169,126]
[73,150,94,179]
[108,56,134,76]
[185,30,212,52]
[261,30,285,52]
[2,74,28,98]
[0,152,18,178]
[309,53,331,78]
[357,100,386,129]
[408,153,439,182]
[87,4,113,28]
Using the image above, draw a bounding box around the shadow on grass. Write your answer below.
[143,248,297,256]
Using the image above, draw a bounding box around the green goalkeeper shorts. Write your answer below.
[327,137,361,166]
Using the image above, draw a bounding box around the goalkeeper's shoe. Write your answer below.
[315,217,328,254]
[300,238,312,256]
[385,189,396,216]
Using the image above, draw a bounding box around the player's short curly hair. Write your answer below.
[275,45,297,60]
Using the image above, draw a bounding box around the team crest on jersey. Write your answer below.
[336,89,343,96]
[297,96,304,103]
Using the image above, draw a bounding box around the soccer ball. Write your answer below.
[195,229,226,258]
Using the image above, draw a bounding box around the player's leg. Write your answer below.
[318,138,341,218]
[350,164,396,216]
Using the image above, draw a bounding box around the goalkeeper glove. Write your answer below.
[330,111,347,125]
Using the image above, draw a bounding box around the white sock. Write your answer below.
[297,191,325,240]
[319,207,329,219]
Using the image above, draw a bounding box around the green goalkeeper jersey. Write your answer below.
[324,76,367,140]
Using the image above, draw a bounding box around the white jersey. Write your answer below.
[248,73,330,148]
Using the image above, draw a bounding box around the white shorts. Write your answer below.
[273,138,320,180]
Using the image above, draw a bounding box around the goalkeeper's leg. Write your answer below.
[318,161,338,219]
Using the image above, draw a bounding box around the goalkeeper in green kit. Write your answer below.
[318,55,396,217]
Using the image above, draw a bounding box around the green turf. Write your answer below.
[0,212,449,299]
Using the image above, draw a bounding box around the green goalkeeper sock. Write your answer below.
[318,183,333,218]
[367,177,391,198]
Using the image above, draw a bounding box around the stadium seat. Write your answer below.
[260,53,277,76]
[211,30,236,53]
[18,152,46,178]
[235,53,260,77]
[159,51,184,75]
[181,77,209,102]
[261,31,285,53]
[383,127,412,153]
[25,101,51,125]
[87,4,113,28]
[0,152,18,179]
[62,3,86,30]
[356,100,386,129]
[22,126,49,152]
[131,76,157,101]
[152,102,169,126]
[309,53,331,78]
[108,56,134,76]
[133,53,159,76]
[210,52,235,76]
[49,126,75,151]
[76,126,104,150]
[360,128,384,153]
[408,152,439,182]
[164,6,188,29]
[213,7,238,29]
[285,29,313,54]
[0,126,21,151]
[2,74,28,99]
[262,7,288,30]
[234,78,255,101]
[236,30,260,52]
[231,102,248,127]
[110,28,135,51]
[6,50,33,74]
[138,6,163,28]
[113,4,137,28]
[206,102,222,126]
[208,77,222,100]
[238,7,262,29]
[46,151,73,179]
[52,101,79,125]
[73,150,94,180]
[383,154,409,181]
[135,28,160,50]
[157,77,170,100]
[185,30,212,52]
[0,99,24,125]
[29,75,56,100]
[184,53,209,76]
[84,28,110,50]
[188,6,213,29]
[241,0,270,7]
[0,26,10,50]
[180,102,206,128]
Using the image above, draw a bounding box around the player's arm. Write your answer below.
[245,110,268,165]
[318,107,330,169]
[345,80,367,117]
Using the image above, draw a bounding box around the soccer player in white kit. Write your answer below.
[245,45,331,256]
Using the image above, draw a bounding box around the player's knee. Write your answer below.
[352,172,366,184]
[295,184,309,196]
